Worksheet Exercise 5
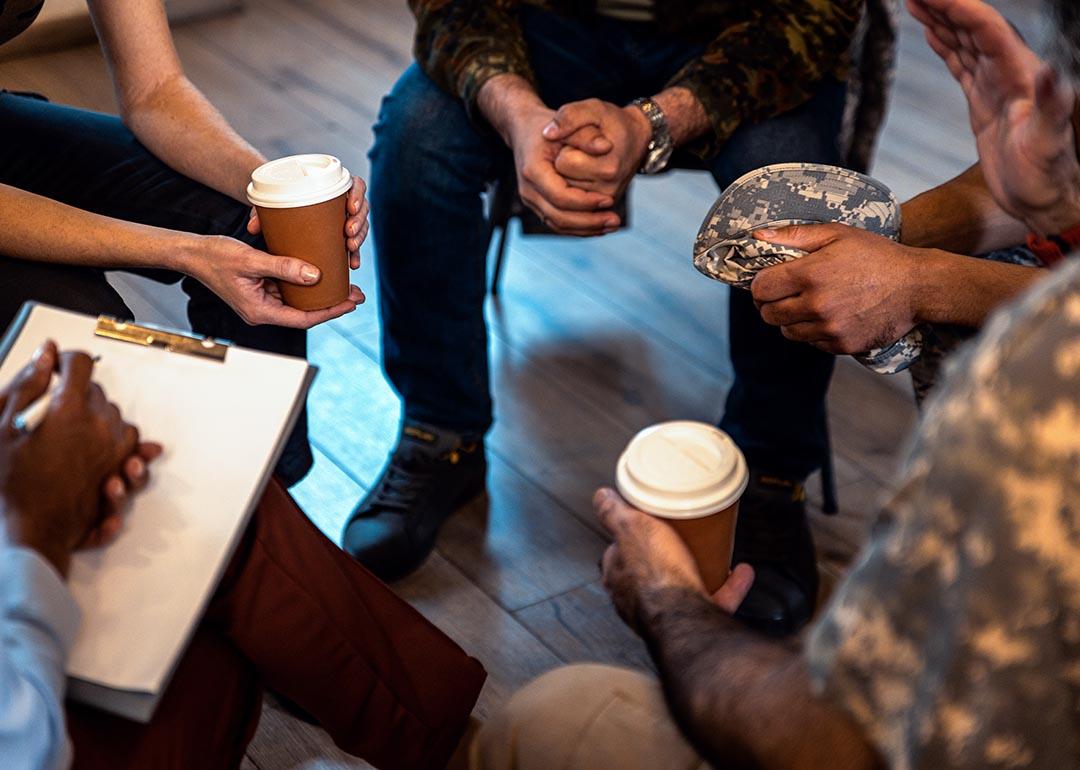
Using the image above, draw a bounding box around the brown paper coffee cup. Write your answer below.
[247,155,353,312]
[616,421,749,594]
[256,194,349,311]
[665,501,740,594]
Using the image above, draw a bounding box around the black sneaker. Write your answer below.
[732,473,818,636]
[342,420,486,581]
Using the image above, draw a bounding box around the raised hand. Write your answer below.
[909,0,1080,234]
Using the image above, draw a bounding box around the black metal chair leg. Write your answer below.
[821,422,839,515]
[491,224,511,296]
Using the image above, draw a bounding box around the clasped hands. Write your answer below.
[510,98,653,237]
[0,342,159,577]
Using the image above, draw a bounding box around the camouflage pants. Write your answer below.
[909,245,1043,404]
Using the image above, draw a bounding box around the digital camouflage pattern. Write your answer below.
[807,257,1080,770]
[910,245,1046,404]
[693,163,923,374]
[407,0,863,158]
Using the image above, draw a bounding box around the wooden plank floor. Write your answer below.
[0,1,1043,766]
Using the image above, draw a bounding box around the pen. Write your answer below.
[12,354,102,434]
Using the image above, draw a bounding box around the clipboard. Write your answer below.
[0,302,317,722]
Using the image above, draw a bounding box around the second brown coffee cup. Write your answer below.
[616,421,749,594]
[247,154,352,311]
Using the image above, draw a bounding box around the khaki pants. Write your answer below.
[472,664,712,770]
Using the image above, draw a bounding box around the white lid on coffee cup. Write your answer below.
[246,154,352,209]
[616,421,748,519]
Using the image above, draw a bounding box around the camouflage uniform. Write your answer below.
[807,256,1080,769]
[407,0,897,169]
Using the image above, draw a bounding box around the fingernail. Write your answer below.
[754,229,776,239]
[542,121,557,136]
[301,266,320,283]
[130,457,145,480]
[605,218,619,229]
[32,343,50,369]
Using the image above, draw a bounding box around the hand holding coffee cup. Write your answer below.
[614,421,749,594]
[247,154,364,311]
[595,489,755,627]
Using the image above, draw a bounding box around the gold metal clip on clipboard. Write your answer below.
[94,317,229,362]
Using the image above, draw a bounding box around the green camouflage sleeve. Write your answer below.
[408,0,537,121]
[806,258,1080,769]
[666,0,861,157]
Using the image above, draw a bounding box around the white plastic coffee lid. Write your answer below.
[616,421,748,519]
[246,154,352,209]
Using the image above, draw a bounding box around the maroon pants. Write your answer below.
[65,479,486,770]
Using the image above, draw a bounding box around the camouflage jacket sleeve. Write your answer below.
[408,0,537,121]
[805,258,1080,769]
[666,0,862,157]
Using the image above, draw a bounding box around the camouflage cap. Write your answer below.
[693,163,923,374]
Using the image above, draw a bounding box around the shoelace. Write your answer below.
[359,444,476,516]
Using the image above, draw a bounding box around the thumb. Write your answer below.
[753,223,841,253]
[542,103,599,142]
[253,253,322,286]
[1,340,58,429]
[247,207,262,236]
[712,563,755,614]
[561,125,613,155]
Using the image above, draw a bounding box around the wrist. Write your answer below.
[170,232,215,279]
[907,248,953,325]
[478,74,546,146]
[637,583,710,630]
[2,511,71,578]
[622,104,655,168]
[651,87,709,147]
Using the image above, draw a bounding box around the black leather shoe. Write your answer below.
[732,473,818,636]
[342,420,486,581]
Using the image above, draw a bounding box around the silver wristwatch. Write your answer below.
[630,97,674,175]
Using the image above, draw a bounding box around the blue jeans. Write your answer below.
[0,92,312,484]
[370,10,843,478]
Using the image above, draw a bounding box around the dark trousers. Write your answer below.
[0,92,312,484]
[369,10,841,478]
[66,479,487,770]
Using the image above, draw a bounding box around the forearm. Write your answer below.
[0,547,78,770]
[639,587,881,770]
[652,87,710,147]
[911,249,1044,327]
[477,74,547,146]
[0,183,208,275]
[122,74,264,203]
[902,164,1028,253]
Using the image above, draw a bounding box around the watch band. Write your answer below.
[630,97,674,175]
[1026,222,1080,266]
